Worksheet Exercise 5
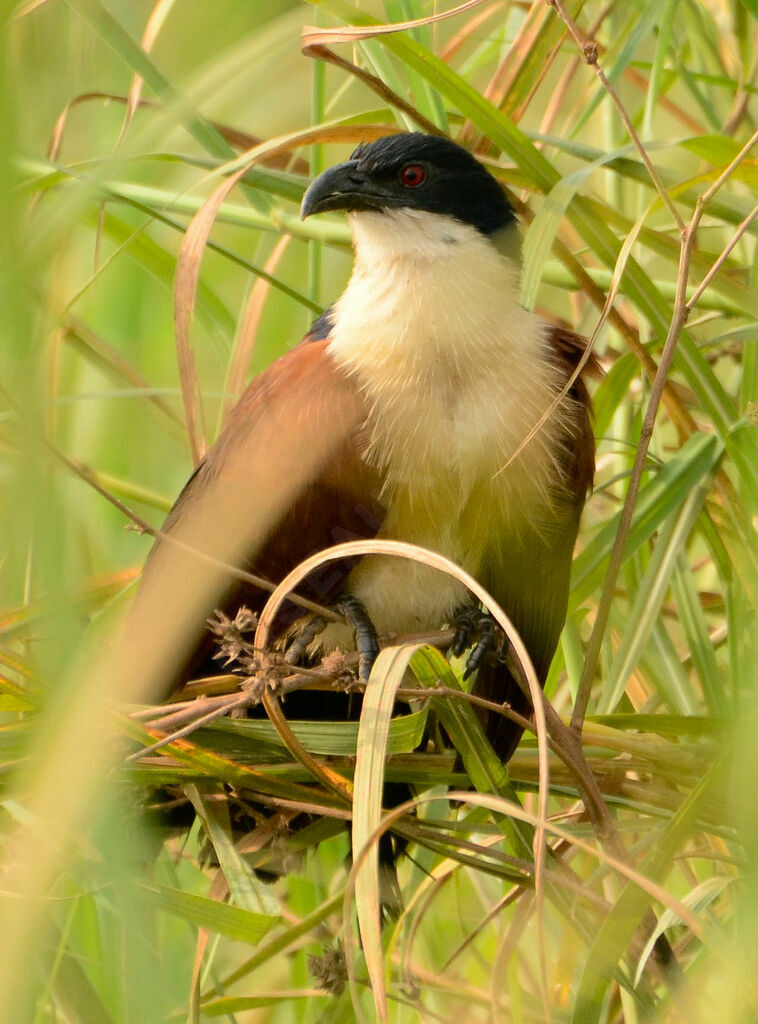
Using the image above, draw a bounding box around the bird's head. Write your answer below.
[300,133,516,241]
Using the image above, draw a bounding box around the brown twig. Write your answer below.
[124,692,253,761]
[685,200,758,313]
[301,43,444,137]
[547,0,686,234]
[124,625,537,759]
[536,4,614,141]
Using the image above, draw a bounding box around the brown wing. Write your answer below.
[473,324,597,761]
[137,337,385,695]
[546,324,600,502]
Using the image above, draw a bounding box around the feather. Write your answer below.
[472,323,596,760]
[138,337,385,694]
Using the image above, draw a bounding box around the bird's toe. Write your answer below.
[449,606,506,680]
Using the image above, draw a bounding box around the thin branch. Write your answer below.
[571,120,758,730]
[571,211,700,730]
[547,0,686,234]
[685,202,758,312]
[125,626,534,758]
[301,43,444,137]
[700,124,758,205]
[124,692,252,761]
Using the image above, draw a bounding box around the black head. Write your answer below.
[300,133,515,237]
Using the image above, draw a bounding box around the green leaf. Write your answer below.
[521,142,642,310]
[585,712,728,740]
[64,0,237,164]
[186,786,281,917]
[53,954,116,1024]
[198,705,428,756]
[571,755,726,1023]
[670,553,727,715]
[633,876,733,986]
[592,352,641,441]
[408,646,535,862]
[203,992,322,1015]
[571,433,723,607]
[571,0,661,136]
[600,477,713,712]
[641,0,678,139]
[138,882,278,944]
[202,893,344,998]
[498,0,590,119]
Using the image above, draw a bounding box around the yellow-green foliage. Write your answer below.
[1,1,757,1022]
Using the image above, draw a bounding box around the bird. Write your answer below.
[136,132,595,876]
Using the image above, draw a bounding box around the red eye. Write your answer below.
[399,163,426,187]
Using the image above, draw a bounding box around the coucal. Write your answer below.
[138,131,595,768]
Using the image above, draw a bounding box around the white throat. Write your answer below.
[331,209,527,372]
[327,209,563,489]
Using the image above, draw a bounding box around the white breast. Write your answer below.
[325,209,568,635]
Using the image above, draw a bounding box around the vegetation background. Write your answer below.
[1,0,757,1021]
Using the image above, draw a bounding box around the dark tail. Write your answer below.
[470,659,536,764]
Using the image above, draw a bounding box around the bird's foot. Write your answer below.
[449,606,507,680]
[283,614,327,669]
[283,595,379,684]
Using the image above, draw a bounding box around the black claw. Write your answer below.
[450,607,481,659]
[463,616,496,679]
[449,606,506,679]
[333,595,380,683]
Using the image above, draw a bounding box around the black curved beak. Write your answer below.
[300,160,392,220]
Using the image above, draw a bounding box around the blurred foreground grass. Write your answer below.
[1,1,757,1021]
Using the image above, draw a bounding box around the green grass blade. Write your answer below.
[571,433,723,608]
[186,785,281,917]
[139,881,278,944]
[571,755,725,1023]
[599,479,713,713]
[64,0,236,162]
